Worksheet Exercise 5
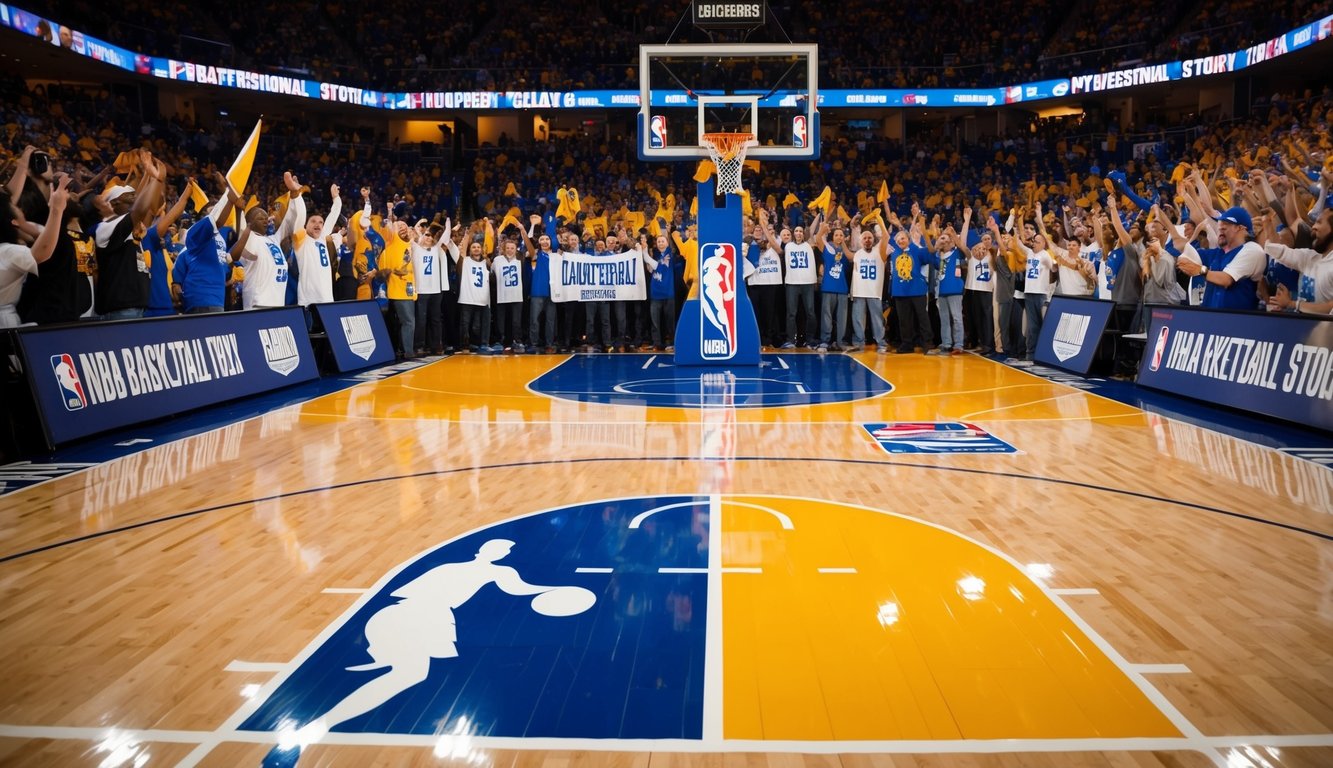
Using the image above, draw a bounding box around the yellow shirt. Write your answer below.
[674,233,699,299]
[381,229,416,301]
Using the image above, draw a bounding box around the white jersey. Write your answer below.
[748,244,782,286]
[411,242,445,294]
[492,254,524,303]
[783,241,817,284]
[965,249,994,293]
[1022,246,1056,300]
[1056,243,1097,297]
[1265,242,1333,302]
[850,247,885,299]
[290,196,341,306]
[458,257,491,306]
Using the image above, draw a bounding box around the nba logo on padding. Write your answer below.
[1149,326,1170,371]
[792,115,807,148]
[649,115,667,149]
[699,243,738,360]
[49,354,87,411]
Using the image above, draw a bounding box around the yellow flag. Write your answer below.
[243,194,259,213]
[569,188,581,215]
[585,215,608,237]
[186,179,209,212]
[484,227,495,254]
[226,119,263,228]
[556,188,575,222]
[743,159,760,172]
[861,209,884,227]
[693,160,715,183]
[648,217,661,237]
[783,193,800,208]
[808,186,832,214]
[690,197,698,217]
[836,204,850,222]
[498,213,521,233]
[877,179,889,203]
[624,211,646,233]
[503,181,517,197]
[766,194,777,210]
[112,151,136,174]
[741,190,753,216]
[857,191,872,212]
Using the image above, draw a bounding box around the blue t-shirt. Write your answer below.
[530,250,553,298]
[889,243,929,298]
[172,218,231,310]
[648,248,675,300]
[937,247,965,296]
[820,245,849,294]
[142,226,175,317]
[1197,244,1259,310]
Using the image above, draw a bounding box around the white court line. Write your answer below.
[321,587,368,594]
[575,567,613,574]
[818,567,857,574]
[659,567,707,574]
[3,723,1331,754]
[1053,588,1101,596]
[1132,664,1192,674]
[224,661,287,673]
[776,356,789,369]
[702,493,723,743]
[795,384,809,394]
[642,355,657,369]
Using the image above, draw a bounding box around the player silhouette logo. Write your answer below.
[266,539,595,765]
[699,243,737,360]
[49,353,87,411]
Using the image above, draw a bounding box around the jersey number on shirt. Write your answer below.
[317,244,329,268]
[1026,258,1041,280]
[472,268,485,288]
[422,253,434,275]
[502,264,519,287]
[790,253,808,269]
[859,263,877,281]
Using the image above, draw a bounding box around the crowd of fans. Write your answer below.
[15,0,1329,92]
[3,58,1330,376]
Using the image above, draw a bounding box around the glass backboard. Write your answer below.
[638,43,818,161]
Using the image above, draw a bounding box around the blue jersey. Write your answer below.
[530,250,553,298]
[889,243,929,298]
[936,247,965,296]
[820,245,849,294]
[142,226,175,317]
[648,248,675,301]
[1197,244,1259,310]
[172,219,232,311]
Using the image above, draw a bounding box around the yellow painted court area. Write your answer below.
[720,496,1182,741]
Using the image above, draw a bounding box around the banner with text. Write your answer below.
[16,308,318,446]
[2,3,1328,111]
[550,252,646,303]
[1137,305,1333,431]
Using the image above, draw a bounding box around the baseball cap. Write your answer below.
[104,184,136,202]
[1215,206,1252,233]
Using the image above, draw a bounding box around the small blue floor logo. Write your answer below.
[864,422,1018,454]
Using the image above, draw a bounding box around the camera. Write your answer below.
[30,151,50,175]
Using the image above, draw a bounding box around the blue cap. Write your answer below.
[1215,206,1252,233]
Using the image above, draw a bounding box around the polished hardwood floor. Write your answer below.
[0,351,1329,767]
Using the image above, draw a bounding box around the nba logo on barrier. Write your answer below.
[699,242,738,360]
[49,354,87,411]
[792,115,807,148]
[1149,326,1170,371]
[649,115,667,149]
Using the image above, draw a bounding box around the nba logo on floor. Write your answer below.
[864,422,1017,454]
[649,115,667,149]
[1149,326,1170,371]
[49,353,87,411]
[699,243,737,360]
[792,115,807,148]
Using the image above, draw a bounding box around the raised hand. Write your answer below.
[331,184,340,200]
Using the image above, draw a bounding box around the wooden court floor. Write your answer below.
[0,350,1330,767]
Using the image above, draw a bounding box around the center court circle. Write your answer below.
[528,352,893,408]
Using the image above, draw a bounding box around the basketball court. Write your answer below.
[1,349,1330,767]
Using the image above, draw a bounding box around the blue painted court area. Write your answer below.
[529,353,893,409]
[243,496,709,740]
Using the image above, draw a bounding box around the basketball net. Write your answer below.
[701,132,757,195]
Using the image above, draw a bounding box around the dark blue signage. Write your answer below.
[1137,305,1333,431]
[1034,295,1116,374]
[311,300,395,372]
[16,308,318,446]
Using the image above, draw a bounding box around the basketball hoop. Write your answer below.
[701,132,757,195]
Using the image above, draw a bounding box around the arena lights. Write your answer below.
[0,3,1329,111]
